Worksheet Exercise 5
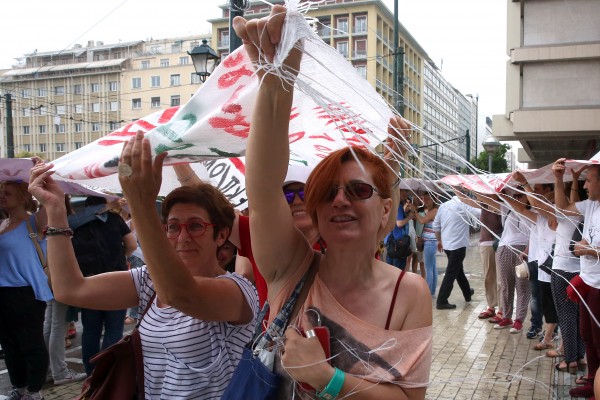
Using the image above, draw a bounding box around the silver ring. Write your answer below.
[305,329,317,339]
[118,164,133,177]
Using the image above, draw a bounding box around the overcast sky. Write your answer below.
[0,0,509,153]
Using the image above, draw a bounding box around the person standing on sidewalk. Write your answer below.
[433,195,481,310]
[553,159,600,399]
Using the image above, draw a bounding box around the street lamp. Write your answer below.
[188,39,220,82]
[482,134,501,172]
[466,94,478,159]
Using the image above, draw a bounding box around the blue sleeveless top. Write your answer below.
[0,215,53,301]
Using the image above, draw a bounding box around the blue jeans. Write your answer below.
[424,240,438,296]
[81,308,127,375]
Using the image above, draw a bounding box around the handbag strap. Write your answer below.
[25,219,47,269]
[254,252,320,351]
[131,292,156,400]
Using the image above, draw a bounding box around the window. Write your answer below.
[179,56,189,65]
[74,104,83,113]
[355,65,367,79]
[39,143,47,152]
[354,15,367,33]
[109,121,118,130]
[170,95,181,106]
[132,98,142,109]
[353,39,367,58]
[91,83,100,93]
[23,144,31,152]
[336,17,348,34]
[56,143,65,152]
[108,101,118,111]
[21,89,31,98]
[38,106,47,116]
[318,18,331,37]
[132,77,141,89]
[22,108,31,117]
[55,124,66,133]
[171,42,182,53]
[141,60,150,69]
[170,74,181,86]
[54,86,65,95]
[56,105,66,115]
[73,84,82,95]
[336,41,348,57]
[22,126,30,135]
[92,122,100,132]
[75,123,83,132]
[75,142,83,149]
[191,73,201,84]
[151,76,160,87]
[160,58,169,67]
[151,45,162,53]
[92,103,101,112]
[151,97,161,108]
[108,81,118,91]
[38,125,46,134]
[37,88,47,97]
[219,29,230,47]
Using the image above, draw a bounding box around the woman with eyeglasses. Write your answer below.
[28,160,258,399]
[231,5,432,399]
[0,179,52,400]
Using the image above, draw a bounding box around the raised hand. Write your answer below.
[28,163,66,211]
[552,158,567,178]
[386,115,412,157]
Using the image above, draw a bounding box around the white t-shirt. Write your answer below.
[498,205,530,248]
[131,266,258,400]
[552,215,582,273]
[533,214,556,283]
[575,200,600,288]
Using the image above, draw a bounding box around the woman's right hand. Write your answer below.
[28,163,67,212]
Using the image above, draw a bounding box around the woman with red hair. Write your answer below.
[233,5,432,399]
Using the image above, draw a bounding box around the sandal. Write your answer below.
[555,361,577,374]
[478,308,495,319]
[534,341,553,350]
[546,349,563,358]
[576,375,594,385]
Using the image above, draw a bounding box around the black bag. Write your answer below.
[386,234,412,259]
[569,221,584,257]
[526,261,538,281]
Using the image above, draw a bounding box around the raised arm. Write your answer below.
[473,192,502,214]
[233,6,311,285]
[553,158,582,216]
[28,164,138,310]
[512,171,556,220]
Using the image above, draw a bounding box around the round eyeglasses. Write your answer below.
[165,220,215,239]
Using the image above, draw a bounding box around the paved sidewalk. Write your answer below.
[2,236,587,399]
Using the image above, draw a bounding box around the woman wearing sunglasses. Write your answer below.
[28,158,258,399]
[232,5,432,399]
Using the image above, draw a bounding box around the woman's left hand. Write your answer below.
[281,325,333,390]
[28,163,66,211]
[118,131,168,206]
[386,115,412,157]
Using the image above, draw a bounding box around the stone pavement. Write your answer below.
[1,234,588,399]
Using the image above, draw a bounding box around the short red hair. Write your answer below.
[304,146,392,225]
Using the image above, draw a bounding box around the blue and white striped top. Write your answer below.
[131,266,258,400]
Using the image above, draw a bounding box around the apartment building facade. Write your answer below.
[493,0,600,168]
[0,36,209,159]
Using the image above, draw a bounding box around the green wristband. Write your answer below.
[316,368,345,400]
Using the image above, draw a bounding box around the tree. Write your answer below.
[14,151,45,159]
[470,143,511,173]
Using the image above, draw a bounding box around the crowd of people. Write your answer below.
[0,4,599,400]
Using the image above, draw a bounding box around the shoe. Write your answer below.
[488,312,504,324]
[465,288,475,302]
[478,308,496,319]
[66,327,76,339]
[510,319,523,333]
[493,317,513,329]
[6,389,24,400]
[21,392,44,400]
[569,383,594,398]
[533,341,554,350]
[436,303,457,310]
[555,361,578,374]
[526,326,542,339]
[545,349,564,358]
[53,369,87,386]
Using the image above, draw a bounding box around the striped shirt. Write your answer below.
[131,266,258,399]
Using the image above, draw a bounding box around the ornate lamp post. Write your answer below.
[188,39,220,83]
[482,134,501,172]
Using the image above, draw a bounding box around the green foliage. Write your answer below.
[470,144,511,173]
